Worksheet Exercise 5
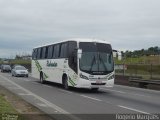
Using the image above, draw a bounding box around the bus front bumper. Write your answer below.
[75,78,114,89]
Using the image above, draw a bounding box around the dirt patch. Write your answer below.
[0,85,54,120]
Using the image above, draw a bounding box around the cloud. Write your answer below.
[0,0,160,57]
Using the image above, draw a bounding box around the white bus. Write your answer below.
[32,38,114,91]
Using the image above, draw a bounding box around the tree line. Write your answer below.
[122,46,160,58]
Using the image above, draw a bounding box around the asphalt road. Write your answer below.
[0,72,160,120]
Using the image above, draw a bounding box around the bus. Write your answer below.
[32,38,114,91]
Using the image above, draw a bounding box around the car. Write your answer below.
[12,64,21,69]
[11,66,29,77]
[1,65,11,72]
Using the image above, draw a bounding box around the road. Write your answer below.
[0,72,160,120]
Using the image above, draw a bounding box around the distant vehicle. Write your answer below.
[1,65,11,72]
[12,64,21,69]
[12,66,29,77]
[32,38,114,91]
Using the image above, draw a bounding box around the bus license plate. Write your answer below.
[96,80,102,84]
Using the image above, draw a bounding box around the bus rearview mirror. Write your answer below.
[78,49,82,59]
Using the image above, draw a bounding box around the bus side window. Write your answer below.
[32,49,37,60]
[68,41,77,73]
[37,48,42,59]
[60,42,68,58]
[42,47,46,59]
[40,47,43,59]
[53,44,60,58]
[45,47,48,59]
[47,46,53,59]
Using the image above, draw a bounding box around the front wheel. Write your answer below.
[63,76,69,90]
[40,73,45,84]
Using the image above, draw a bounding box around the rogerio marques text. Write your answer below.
[116,114,159,120]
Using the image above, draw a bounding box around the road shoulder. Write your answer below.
[0,84,53,120]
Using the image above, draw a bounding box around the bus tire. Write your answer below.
[40,72,45,84]
[63,75,69,90]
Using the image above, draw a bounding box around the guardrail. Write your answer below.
[129,76,160,88]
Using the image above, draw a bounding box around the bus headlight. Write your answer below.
[80,73,89,80]
[108,75,114,80]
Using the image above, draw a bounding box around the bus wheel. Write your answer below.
[63,76,69,90]
[91,88,99,92]
[40,72,45,84]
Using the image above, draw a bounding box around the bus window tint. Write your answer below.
[42,47,46,59]
[68,41,77,73]
[32,49,37,60]
[60,42,68,58]
[53,44,60,58]
[45,47,48,58]
[37,48,41,59]
[47,46,53,59]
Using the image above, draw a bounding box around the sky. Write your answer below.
[0,0,160,58]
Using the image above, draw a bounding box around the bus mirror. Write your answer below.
[113,50,122,60]
[78,49,82,59]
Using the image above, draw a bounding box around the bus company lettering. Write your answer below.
[47,60,57,67]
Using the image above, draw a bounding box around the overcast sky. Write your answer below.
[0,0,160,58]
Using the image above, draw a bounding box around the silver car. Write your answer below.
[12,66,29,77]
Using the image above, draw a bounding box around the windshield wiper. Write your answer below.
[99,54,108,71]
[89,55,96,72]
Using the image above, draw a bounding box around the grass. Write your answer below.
[115,56,160,64]
[10,59,31,65]
[0,95,17,114]
[115,56,160,80]
[0,94,24,120]
[0,86,52,120]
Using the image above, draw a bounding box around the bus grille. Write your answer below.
[91,83,106,85]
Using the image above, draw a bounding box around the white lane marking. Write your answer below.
[0,75,67,113]
[23,79,31,82]
[80,95,102,102]
[103,88,151,98]
[18,93,32,96]
[118,105,150,114]
[0,74,81,120]
[102,88,126,94]
[37,103,48,107]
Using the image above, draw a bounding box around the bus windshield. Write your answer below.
[79,42,114,75]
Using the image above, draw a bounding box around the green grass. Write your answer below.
[0,95,24,120]
[115,56,160,64]
[115,64,160,80]
[115,56,160,79]
[0,95,17,114]
[10,59,31,65]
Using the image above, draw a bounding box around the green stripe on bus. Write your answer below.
[34,60,49,79]
[69,77,76,86]
[35,60,42,70]
[68,80,74,86]
[44,73,48,79]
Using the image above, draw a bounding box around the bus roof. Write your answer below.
[34,38,110,49]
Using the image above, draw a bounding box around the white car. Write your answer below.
[12,66,28,77]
